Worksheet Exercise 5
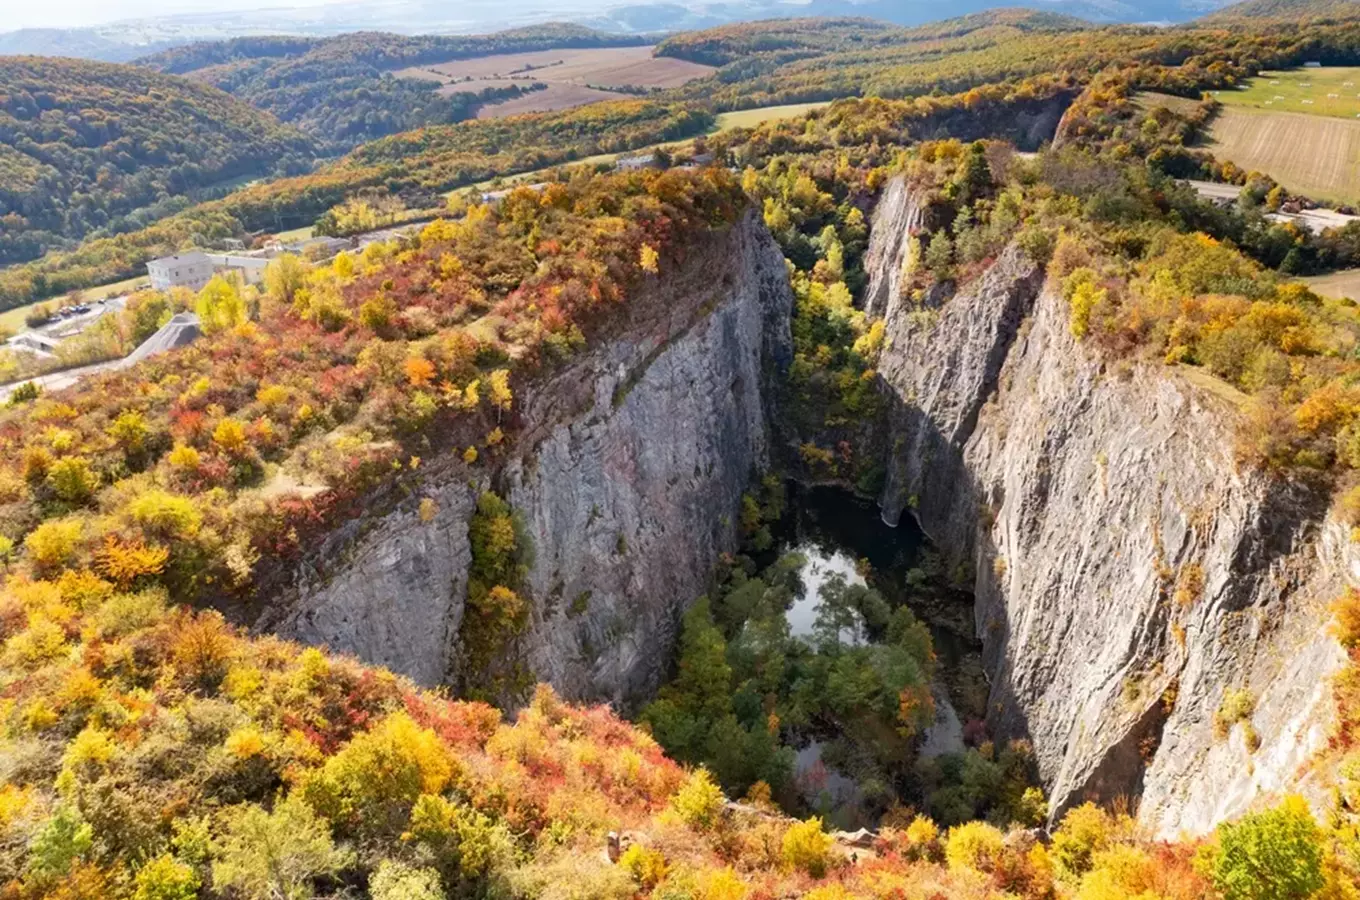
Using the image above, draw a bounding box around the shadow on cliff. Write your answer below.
[871,338,1337,826]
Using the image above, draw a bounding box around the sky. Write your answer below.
[6,0,341,29]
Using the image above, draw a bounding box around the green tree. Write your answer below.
[925,231,954,274]
[952,141,993,203]
[1210,796,1324,900]
[28,806,93,878]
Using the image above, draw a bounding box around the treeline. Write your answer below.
[654,9,1087,66]
[0,57,314,267]
[664,15,1360,112]
[654,16,920,67]
[0,100,713,309]
[138,25,656,153]
[1199,0,1360,22]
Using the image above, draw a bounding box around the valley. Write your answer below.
[2,2,1360,899]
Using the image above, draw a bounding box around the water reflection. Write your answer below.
[771,483,979,827]
[784,545,867,646]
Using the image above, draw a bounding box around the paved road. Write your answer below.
[0,312,200,403]
[1186,179,1360,234]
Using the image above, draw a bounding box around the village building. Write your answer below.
[146,251,271,290]
[146,251,216,291]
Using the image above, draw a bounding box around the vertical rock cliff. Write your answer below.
[262,210,793,706]
[869,176,1354,836]
[860,176,924,320]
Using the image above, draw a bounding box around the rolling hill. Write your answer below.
[136,25,658,153]
[0,56,313,267]
[1198,0,1360,18]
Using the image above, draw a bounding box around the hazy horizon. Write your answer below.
[6,0,423,30]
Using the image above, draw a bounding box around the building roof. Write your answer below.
[148,251,211,267]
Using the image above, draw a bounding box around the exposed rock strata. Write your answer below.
[870,175,1353,836]
[262,211,793,706]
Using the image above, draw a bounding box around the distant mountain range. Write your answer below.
[3,0,1358,62]
[0,0,1236,63]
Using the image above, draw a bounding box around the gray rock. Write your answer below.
[262,210,793,708]
[869,175,1353,837]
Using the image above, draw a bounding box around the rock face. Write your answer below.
[860,176,923,319]
[506,212,793,705]
[869,175,1354,837]
[264,210,793,706]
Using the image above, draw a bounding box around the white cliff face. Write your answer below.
[869,175,1354,837]
[263,211,794,706]
[860,176,924,320]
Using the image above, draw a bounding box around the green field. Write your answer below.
[1215,67,1360,119]
[714,102,830,131]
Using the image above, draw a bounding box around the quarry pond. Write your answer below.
[757,483,985,828]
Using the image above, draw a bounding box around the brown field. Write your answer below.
[473,83,624,119]
[405,46,712,89]
[1204,107,1360,204]
[1303,268,1360,301]
[1137,91,1202,116]
[1140,91,1360,205]
[396,46,713,120]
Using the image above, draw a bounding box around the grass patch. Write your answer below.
[1214,67,1360,120]
[714,102,831,131]
[1302,268,1360,300]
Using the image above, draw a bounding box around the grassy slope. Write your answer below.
[1215,67,1360,119]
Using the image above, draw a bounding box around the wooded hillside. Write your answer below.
[137,25,657,153]
[0,57,313,267]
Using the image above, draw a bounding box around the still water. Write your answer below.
[770,483,978,826]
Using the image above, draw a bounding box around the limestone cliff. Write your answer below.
[870,176,1354,837]
[860,176,923,320]
[261,210,793,705]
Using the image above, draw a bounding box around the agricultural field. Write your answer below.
[713,102,831,130]
[1203,107,1360,204]
[1214,67,1360,119]
[473,84,623,119]
[1142,70,1360,204]
[1303,267,1360,300]
[1141,85,1360,205]
[397,46,714,120]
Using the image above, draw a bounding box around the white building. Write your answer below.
[206,253,269,286]
[147,251,216,291]
[147,251,270,291]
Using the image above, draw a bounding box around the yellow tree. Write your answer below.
[488,369,513,422]
[263,254,309,305]
[195,276,248,335]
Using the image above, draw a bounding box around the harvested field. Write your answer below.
[396,45,712,120]
[1202,107,1360,204]
[474,83,624,119]
[409,46,712,89]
